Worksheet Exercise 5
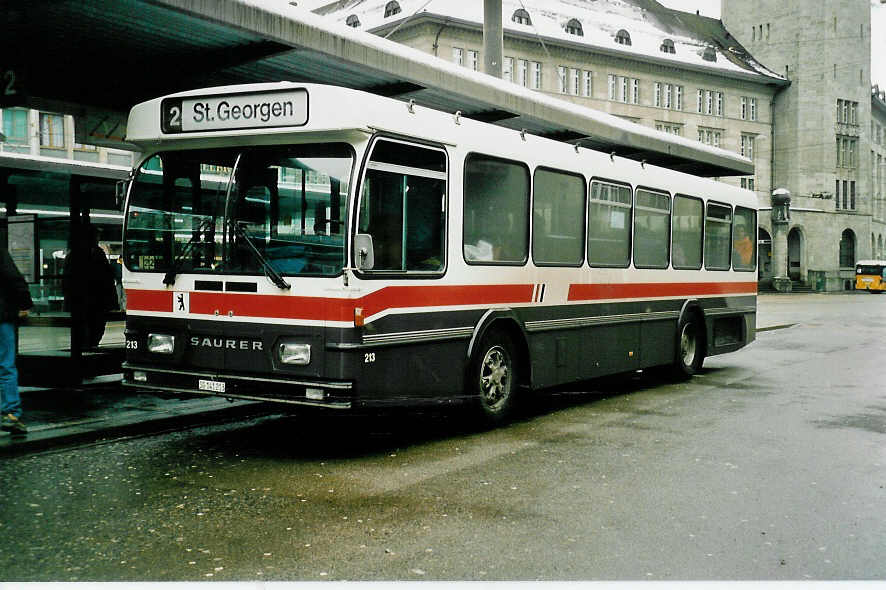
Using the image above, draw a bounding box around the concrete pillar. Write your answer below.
[483,0,503,78]
[770,188,791,292]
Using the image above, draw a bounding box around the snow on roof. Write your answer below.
[317,0,786,82]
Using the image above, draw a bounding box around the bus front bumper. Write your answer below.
[122,363,354,409]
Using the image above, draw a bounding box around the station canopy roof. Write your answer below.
[2,0,761,176]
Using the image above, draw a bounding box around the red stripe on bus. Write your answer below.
[126,284,536,320]
[567,281,758,301]
[126,289,173,312]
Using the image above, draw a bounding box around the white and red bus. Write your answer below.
[120,82,756,422]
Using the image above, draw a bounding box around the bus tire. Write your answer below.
[470,328,518,424]
[673,312,705,379]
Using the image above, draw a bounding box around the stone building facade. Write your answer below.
[723,0,886,290]
[319,0,886,290]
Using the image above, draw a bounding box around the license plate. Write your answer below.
[198,379,226,393]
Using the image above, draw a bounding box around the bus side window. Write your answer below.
[672,194,703,270]
[732,206,756,271]
[532,167,585,266]
[463,154,530,264]
[633,188,671,269]
[704,202,732,270]
[587,180,632,268]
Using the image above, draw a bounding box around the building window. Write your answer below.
[615,29,631,45]
[836,99,859,125]
[697,89,723,116]
[39,112,64,148]
[837,135,857,168]
[468,50,479,71]
[660,39,675,54]
[740,134,755,160]
[654,82,682,110]
[345,14,360,27]
[702,46,717,62]
[839,229,855,267]
[558,66,567,94]
[570,68,580,95]
[655,122,682,136]
[582,70,592,97]
[835,179,841,209]
[452,47,464,66]
[384,1,401,17]
[530,61,542,90]
[697,127,722,148]
[503,56,514,83]
[512,8,531,25]
[740,177,755,191]
[607,75,639,104]
[741,97,747,120]
[749,98,757,121]
[518,59,528,87]
[565,18,583,36]
[2,108,28,143]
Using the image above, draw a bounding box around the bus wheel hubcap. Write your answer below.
[681,323,696,367]
[480,346,510,408]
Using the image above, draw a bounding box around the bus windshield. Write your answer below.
[123,143,352,277]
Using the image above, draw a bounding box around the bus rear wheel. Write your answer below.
[470,329,518,424]
[673,313,705,379]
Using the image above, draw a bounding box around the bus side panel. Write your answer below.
[639,320,677,367]
[352,339,468,404]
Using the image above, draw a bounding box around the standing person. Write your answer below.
[0,246,34,437]
[63,225,118,348]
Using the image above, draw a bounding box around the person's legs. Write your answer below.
[0,321,22,418]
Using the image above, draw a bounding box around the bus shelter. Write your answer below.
[1,154,129,385]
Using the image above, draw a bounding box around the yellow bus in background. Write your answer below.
[855,260,886,293]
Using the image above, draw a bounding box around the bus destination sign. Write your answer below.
[161,89,308,134]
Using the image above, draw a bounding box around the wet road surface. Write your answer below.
[1,293,884,581]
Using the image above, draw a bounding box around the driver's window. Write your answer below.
[358,139,447,273]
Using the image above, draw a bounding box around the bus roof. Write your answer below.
[126,82,757,211]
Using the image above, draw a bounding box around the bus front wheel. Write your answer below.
[470,329,518,424]
[673,313,705,379]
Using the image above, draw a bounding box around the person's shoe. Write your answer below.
[1,414,28,437]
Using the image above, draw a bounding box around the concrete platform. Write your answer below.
[0,375,265,455]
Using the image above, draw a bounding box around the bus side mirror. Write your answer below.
[115,179,129,211]
[354,233,374,270]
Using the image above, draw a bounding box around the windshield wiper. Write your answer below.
[229,221,291,290]
[163,216,215,286]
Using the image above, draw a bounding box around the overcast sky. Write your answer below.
[658,0,886,88]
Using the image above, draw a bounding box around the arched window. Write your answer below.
[702,46,717,62]
[346,14,361,27]
[615,29,632,45]
[879,234,884,258]
[384,1,401,18]
[512,8,531,25]
[839,229,856,267]
[660,38,676,53]
[565,19,583,36]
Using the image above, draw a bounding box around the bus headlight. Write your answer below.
[278,342,311,365]
[147,333,175,354]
